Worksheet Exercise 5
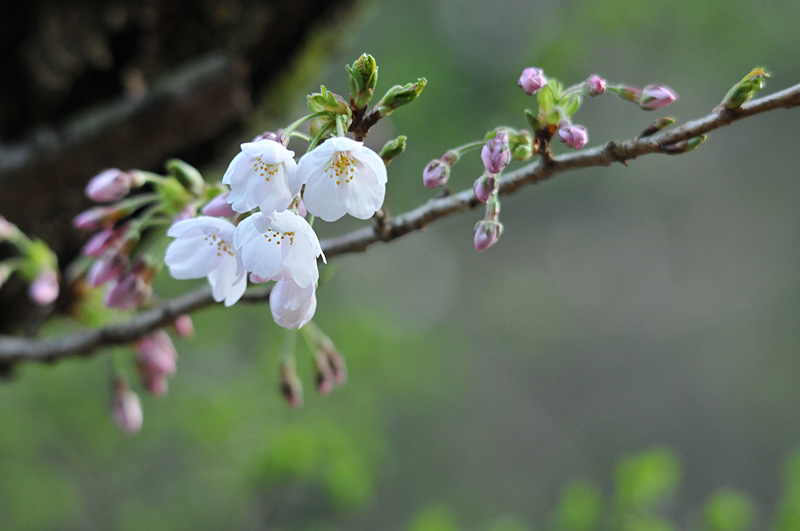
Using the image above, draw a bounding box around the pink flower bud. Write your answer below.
[86,169,133,202]
[423,159,450,189]
[104,264,152,310]
[473,174,497,204]
[481,132,511,174]
[253,130,287,146]
[135,330,178,378]
[314,351,335,395]
[111,378,143,434]
[518,67,547,95]
[173,314,195,339]
[639,85,677,110]
[557,124,589,150]
[82,229,118,257]
[73,207,114,231]
[584,75,606,96]
[141,372,169,396]
[87,252,127,287]
[29,269,59,305]
[201,192,237,218]
[474,220,503,252]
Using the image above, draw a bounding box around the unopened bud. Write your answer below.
[346,53,379,110]
[104,261,154,310]
[82,228,122,257]
[518,67,547,95]
[253,130,287,146]
[473,174,497,204]
[73,206,118,231]
[166,159,205,196]
[423,159,451,189]
[379,135,407,165]
[607,84,642,104]
[481,132,511,174]
[314,351,336,395]
[717,66,770,111]
[663,134,707,154]
[557,123,589,150]
[279,362,303,408]
[87,251,127,287]
[640,117,676,137]
[375,78,427,118]
[639,85,677,111]
[308,85,352,116]
[29,268,59,305]
[135,330,178,379]
[173,314,195,339]
[474,219,503,252]
[584,75,606,97]
[111,377,143,434]
[85,169,133,202]
[201,191,237,218]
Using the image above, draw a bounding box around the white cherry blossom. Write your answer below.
[165,216,247,306]
[222,139,300,214]
[298,136,387,222]
[270,278,317,329]
[233,210,324,289]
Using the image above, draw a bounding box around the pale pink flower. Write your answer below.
[639,85,677,110]
[270,278,317,330]
[165,216,247,307]
[233,211,324,289]
[222,139,300,215]
[298,137,387,222]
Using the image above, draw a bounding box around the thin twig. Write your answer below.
[2,82,799,366]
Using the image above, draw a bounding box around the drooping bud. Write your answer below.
[135,330,178,377]
[375,78,427,118]
[518,67,547,95]
[584,75,606,97]
[473,173,497,204]
[279,361,303,408]
[639,85,677,110]
[82,228,121,257]
[87,251,127,287]
[173,314,195,339]
[557,123,589,150]
[111,377,143,434]
[716,66,770,111]
[346,53,379,110]
[29,268,59,305]
[313,351,336,395]
[423,159,451,189]
[201,191,237,218]
[73,206,118,231]
[104,260,154,310]
[379,135,407,165]
[85,169,133,202]
[481,132,511,174]
[640,117,676,137]
[474,219,503,252]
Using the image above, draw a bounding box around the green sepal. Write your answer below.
[165,159,205,196]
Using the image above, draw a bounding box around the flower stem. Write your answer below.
[283,112,327,138]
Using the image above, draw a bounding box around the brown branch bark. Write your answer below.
[1,81,799,367]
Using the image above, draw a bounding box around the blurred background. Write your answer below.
[2,0,800,529]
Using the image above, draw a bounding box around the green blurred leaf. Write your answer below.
[554,480,604,531]
[703,488,755,531]
[614,447,683,512]
[409,504,460,531]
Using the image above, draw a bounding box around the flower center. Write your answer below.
[263,228,295,246]
[204,233,235,257]
[325,151,356,186]
[253,156,279,182]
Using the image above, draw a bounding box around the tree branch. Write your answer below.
[2,82,799,367]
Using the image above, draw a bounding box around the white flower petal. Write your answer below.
[270,279,317,329]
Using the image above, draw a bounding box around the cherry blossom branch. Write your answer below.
[1,81,798,368]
